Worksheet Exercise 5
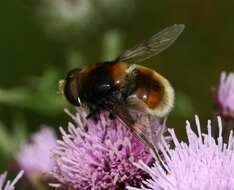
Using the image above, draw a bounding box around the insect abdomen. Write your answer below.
[127,65,174,117]
[134,69,163,108]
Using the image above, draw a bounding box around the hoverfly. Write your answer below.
[59,24,185,154]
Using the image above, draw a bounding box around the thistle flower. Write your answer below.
[52,109,164,190]
[44,0,89,22]
[16,127,57,178]
[128,116,234,190]
[216,72,234,119]
[0,171,23,190]
[40,0,137,43]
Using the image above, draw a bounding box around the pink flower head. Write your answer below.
[216,72,234,119]
[128,116,234,190]
[52,109,165,190]
[0,171,23,190]
[16,127,57,177]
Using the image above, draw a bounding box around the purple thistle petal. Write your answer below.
[216,72,234,119]
[128,115,234,190]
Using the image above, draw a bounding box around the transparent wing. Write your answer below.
[116,24,185,64]
[106,100,166,168]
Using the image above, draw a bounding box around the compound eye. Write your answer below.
[63,68,82,106]
[64,77,81,106]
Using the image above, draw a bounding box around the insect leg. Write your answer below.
[86,105,100,120]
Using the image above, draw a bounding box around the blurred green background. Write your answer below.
[0,0,233,168]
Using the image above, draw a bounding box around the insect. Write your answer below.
[58,24,185,155]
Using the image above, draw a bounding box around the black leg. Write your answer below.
[108,111,116,120]
[86,106,99,121]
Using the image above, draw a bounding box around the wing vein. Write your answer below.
[116,24,185,64]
